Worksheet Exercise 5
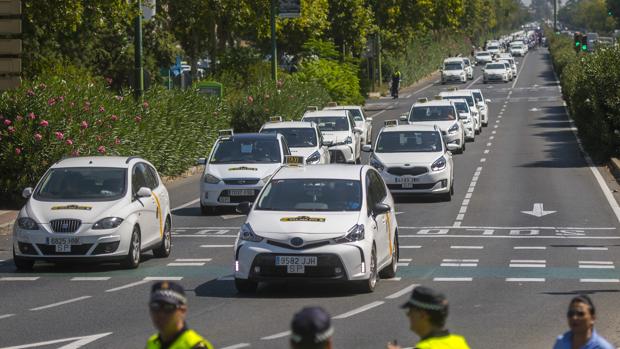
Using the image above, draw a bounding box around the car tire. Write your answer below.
[121,227,141,269]
[201,203,218,216]
[379,233,399,279]
[483,80,487,84]
[13,250,34,271]
[358,244,378,293]
[153,218,172,258]
[440,185,453,202]
[235,278,258,294]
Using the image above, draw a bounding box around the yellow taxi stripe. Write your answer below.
[386,212,393,256]
[152,192,163,238]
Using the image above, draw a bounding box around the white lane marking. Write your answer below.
[396,262,409,267]
[580,279,620,283]
[466,75,482,88]
[462,199,470,205]
[521,203,556,217]
[167,262,206,266]
[71,277,111,281]
[386,284,419,299]
[0,314,15,320]
[398,226,615,230]
[579,265,615,269]
[433,277,472,282]
[0,277,39,281]
[484,150,490,154]
[175,226,239,229]
[492,130,497,134]
[510,264,546,268]
[480,158,486,162]
[465,193,472,199]
[467,187,474,193]
[506,278,546,282]
[105,280,149,292]
[399,258,413,262]
[105,276,183,292]
[459,206,467,214]
[489,136,495,140]
[261,331,291,340]
[405,94,412,99]
[514,246,547,250]
[456,214,465,220]
[440,263,477,267]
[494,125,498,128]
[486,142,492,146]
[453,221,462,227]
[401,245,422,249]
[221,344,251,349]
[511,259,546,263]
[175,258,212,262]
[171,198,200,212]
[333,301,384,319]
[579,261,614,265]
[511,53,528,88]
[401,235,620,240]
[451,245,484,249]
[173,235,237,238]
[414,82,436,94]
[200,244,234,248]
[443,259,479,262]
[386,277,402,281]
[577,247,608,251]
[0,332,113,349]
[30,295,92,311]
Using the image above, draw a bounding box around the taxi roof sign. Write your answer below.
[326,101,338,107]
[269,116,283,122]
[417,97,428,103]
[384,119,398,127]
[449,87,459,91]
[306,106,319,112]
[284,155,305,166]
[433,95,443,100]
[218,129,234,138]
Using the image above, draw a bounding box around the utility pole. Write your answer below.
[377,32,382,89]
[270,0,278,82]
[553,0,557,32]
[134,0,144,99]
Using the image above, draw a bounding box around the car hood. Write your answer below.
[290,147,317,159]
[443,70,463,75]
[207,163,282,180]
[485,69,506,74]
[410,120,458,131]
[321,131,351,143]
[374,152,441,166]
[248,211,362,240]
[25,198,127,224]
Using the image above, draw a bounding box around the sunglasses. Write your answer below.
[567,310,587,318]
[149,302,179,313]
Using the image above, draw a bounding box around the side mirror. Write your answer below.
[137,187,152,198]
[366,117,373,122]
[486,99,492,103]
[373,202,391,215]
[322,140,334,147]
[459,113,468,120]
[196,157,207,165]
[362,144,373,152]
[399,113,408,122]
[447,143,459,152]
[353,127,363,134]
[22,187,33,199]
[236,201,252,215]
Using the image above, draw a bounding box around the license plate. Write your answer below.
[219,196,230,203]
[287,265,305,273]
[48,237,80,245]
[402,183,414,189]
[395,177,417,183]
[275,256,318,266]
[55,244,71,253]
[228,189,254,196]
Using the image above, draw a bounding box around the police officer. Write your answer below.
[290,306,334,349]
[387,286,471,349]
[145,281,214,349]
[391,69,401,99]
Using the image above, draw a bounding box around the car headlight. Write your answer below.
[17,217,38,230]
[369,157,385,172]
[335,224,365,243]
[306,151,321,164]
[93,217,124,230]
[239,223,262,242]
[448,123,459,134]
[344,136,353,144]
[203,173,221,184]
[462,118,471,124]
[431,156,447,171]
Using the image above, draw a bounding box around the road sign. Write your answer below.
[279,0,301,18]
[196,81,223,99]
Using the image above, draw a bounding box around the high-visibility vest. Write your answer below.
[145,329,214,349]
[415,333,471,349]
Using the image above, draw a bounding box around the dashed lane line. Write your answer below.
[514,246,547,250]
[167,262,206,266]
[386,284,419,299]
[221,344,251,349]
[506,278,546,282]
[261,331,291,340]
[450,246,484,249]
[0,314,15,320]
[577,247,608,251]
[332,301,385,319]
[433,277,473,282]
[0,277,39,281]
[580,279,620,283]
[30,295,92,311]
[200,244,234,248]
[171,198,200,212]
[400,245,422,249]
[105,276,183,293]
[70,277,111,281]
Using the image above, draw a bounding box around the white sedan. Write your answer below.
[260,120,330,164]
[323,105,373,145]
[483,62,510,83]
[13,156,172,270]
[233,161,399,293]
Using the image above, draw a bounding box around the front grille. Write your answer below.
[250,253,346,279]
[223,178,260,185]
[267,240,331,250]
[50,219,81,233]
[36,243,93,255]
[388,183,437,190]
[18,242,37,255]
[387,167,428,176]
[329,150,347,163]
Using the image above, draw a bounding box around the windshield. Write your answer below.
[487,45,499,50]
[261,128,317,147]
[376,131,443,153]
[410,106,457,121]
[454,101,470,114]
[442,95,475,107]
[511,44,523,49]
[477,52,491,57]
[210,138,281,164]
[486,64,506,69]
[347,109,364,122]
[444,63,463,70]
[302,117,349,132]
[34,167,127,201]
[256,179,362,211]
[473,92,483,103]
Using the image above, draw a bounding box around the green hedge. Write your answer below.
[295,59,365,106]
[546,30,620,160]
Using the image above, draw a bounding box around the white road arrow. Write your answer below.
[521,203,556,217]
[529,107,539,112]
[0,332,112,349]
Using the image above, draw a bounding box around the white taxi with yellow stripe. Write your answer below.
[13,156,172,270]
[232,156,399,293]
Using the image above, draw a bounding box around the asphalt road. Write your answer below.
[2,48,620,349]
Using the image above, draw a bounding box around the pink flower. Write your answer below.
[276,79,284,88]
[98,105,105,113]
[28,112,36,120]
[247,95,254,104]
[114,137,121,145]
[80,121,88,129]
[105,77,113,85]
[8,126,15,133]
[3,119,11,126]
[47,98,57,106]
[39,120,49,127]
[34,133,42,141]
[110,114,118,122]
[66,139,73,146]
[38,83,47,90]
[15,147,21,155]
[134,115,142,123]
[97,145,106,154]
[26,89,35,97]
[71,150,79,156]
[15,115,23,122]
[142,101,149,109]
[59,96,65,102]
[55,131,64,140]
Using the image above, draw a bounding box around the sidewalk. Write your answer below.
[365,70,440,112]
[0,210,17,235]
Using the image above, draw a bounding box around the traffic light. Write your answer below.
[574,32,581,53]
[581,35,588,51]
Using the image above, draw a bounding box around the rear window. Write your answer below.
[486,64,506,69]
[410,105,457,121]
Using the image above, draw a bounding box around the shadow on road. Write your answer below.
[194,278,361,299]
[542,289,620,296]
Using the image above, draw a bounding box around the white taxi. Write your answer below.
[363,122,454,201]
[400,98,465,154]
[451,99,475,141]
[260,118,330,165]
[302,110,363,164]
[483,62,510,83]
[443,57,473,80]
[474,51,493,65]
[233,159,399,293]
[470,89,491,126]
[441,59,467,84]
[438,90,482,134]
[13,156,172,270]
[323,105,373,145]
[198,131,290,215]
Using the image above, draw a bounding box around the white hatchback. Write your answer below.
[323,105,373,145]
[13,156,172,270]
[260,120,330,164]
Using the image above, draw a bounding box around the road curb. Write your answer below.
[608,157,620,180]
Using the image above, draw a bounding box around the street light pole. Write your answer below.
[270,0,278,82]
[134,0,144,99]
[553,0,557,32]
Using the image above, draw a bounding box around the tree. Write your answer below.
[326,0,374,58]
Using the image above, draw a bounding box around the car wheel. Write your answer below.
[13,249,34,271]
[201,203,218,216]
[153,218,172,258]
[235,278,258,294]
[379,233,399,279]
[483,80,487,84]
[358,245,378,293]
[122,227,141,269]
[439,187,453,202]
